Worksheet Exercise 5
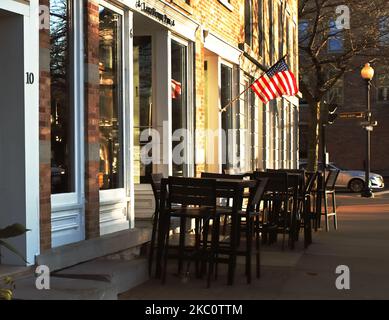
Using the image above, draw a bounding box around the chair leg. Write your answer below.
[148,209,159,276]
[202,218,210,275]
[315,191,322,231]
[332,192,338,230]
[178,217,187,275]
[304,197,313,248]
[245,217,252,284]
[255,215,261,278]
[324,192,329,232]
[194,219,201,278]
[207,216,219,288]
[161,217,171,284]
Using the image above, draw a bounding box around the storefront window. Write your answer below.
[50,0,74,194]
[171,40,188,177]
[221,64,233,171]
[244,0,253,47]
[98,5,123,190]
[134,36,153,183]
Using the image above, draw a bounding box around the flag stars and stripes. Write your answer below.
[250,58,298,104]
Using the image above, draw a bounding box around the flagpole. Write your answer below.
[219,54,288,113]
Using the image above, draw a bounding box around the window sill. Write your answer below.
[171,0,193,15]
[218,0,234,11]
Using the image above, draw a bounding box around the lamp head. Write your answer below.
[361,63,374,81]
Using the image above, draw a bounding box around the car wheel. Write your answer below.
[349,179,364,193]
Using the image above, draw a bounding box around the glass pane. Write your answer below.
[221,64,233,170]
[244,0,252,46]
[133,36,153,184]
[50,0,74,194]
[98,6,123,190]
[171,40,188,177]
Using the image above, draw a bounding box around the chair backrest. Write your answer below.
[168,177,216,208]
[150,173,163,204]
[325,169,340,190]
[201,172,245,199]
[253,171,288,193]
[267,169,305,194]
[201,172,245,180]
[267,169,305,175]
[246,178,269,213]
[304,171,318,194]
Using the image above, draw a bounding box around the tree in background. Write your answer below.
[298,0,389,171]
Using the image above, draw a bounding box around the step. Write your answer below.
[36,228,151,272]
[13,275,117,300]
[0,265,32,280]
[53,258,149,294]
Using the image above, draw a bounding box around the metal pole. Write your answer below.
[361,79,373,198]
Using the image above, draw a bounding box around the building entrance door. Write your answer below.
[0,0,39,265]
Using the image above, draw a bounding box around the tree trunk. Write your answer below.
[307,100,321,172]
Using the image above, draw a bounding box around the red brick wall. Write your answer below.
[84,0,101,238]
[39,0,52,251]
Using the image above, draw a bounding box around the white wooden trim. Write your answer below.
[98,1,131,234]
[0,0,30,16]
[100,0,125,14]
[51,0,85,247]
[204,32,242,65]
[170,34,195,177]
[24,0,40,264]
[125,10,135,228]
[122,0,199,41]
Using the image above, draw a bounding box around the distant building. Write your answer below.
[299,38,389,178]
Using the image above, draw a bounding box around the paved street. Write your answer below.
[120,192,389,300]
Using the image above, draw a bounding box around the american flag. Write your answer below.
[250,58,298,104]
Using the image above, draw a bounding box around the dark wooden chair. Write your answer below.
[322,169,340,231]
[296,171,318,247]
[161,177,217,285]
[208,178,268,285]
[201,172,246,234]
[240,178,268,282]
[149,173,164,276]
[253,171,295,249]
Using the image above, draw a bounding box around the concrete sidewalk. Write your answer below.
[120,195,389,300]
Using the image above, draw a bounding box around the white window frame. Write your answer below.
[170,34,195,177]
[50,0,85,240]
[219,59,239,170]
[98,1,128,203]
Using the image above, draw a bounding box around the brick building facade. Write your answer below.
[0,0,299,268]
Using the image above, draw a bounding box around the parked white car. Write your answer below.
[299,161,385,193]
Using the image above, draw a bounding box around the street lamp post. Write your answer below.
[360,63,374,198]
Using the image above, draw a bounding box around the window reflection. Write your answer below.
[221,64,233,171]
[134,36,153,184]
[50,0,74,194]
[98,6,123,190]
[171,40,188,177]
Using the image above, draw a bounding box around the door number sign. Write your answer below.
[26,72,35,85]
